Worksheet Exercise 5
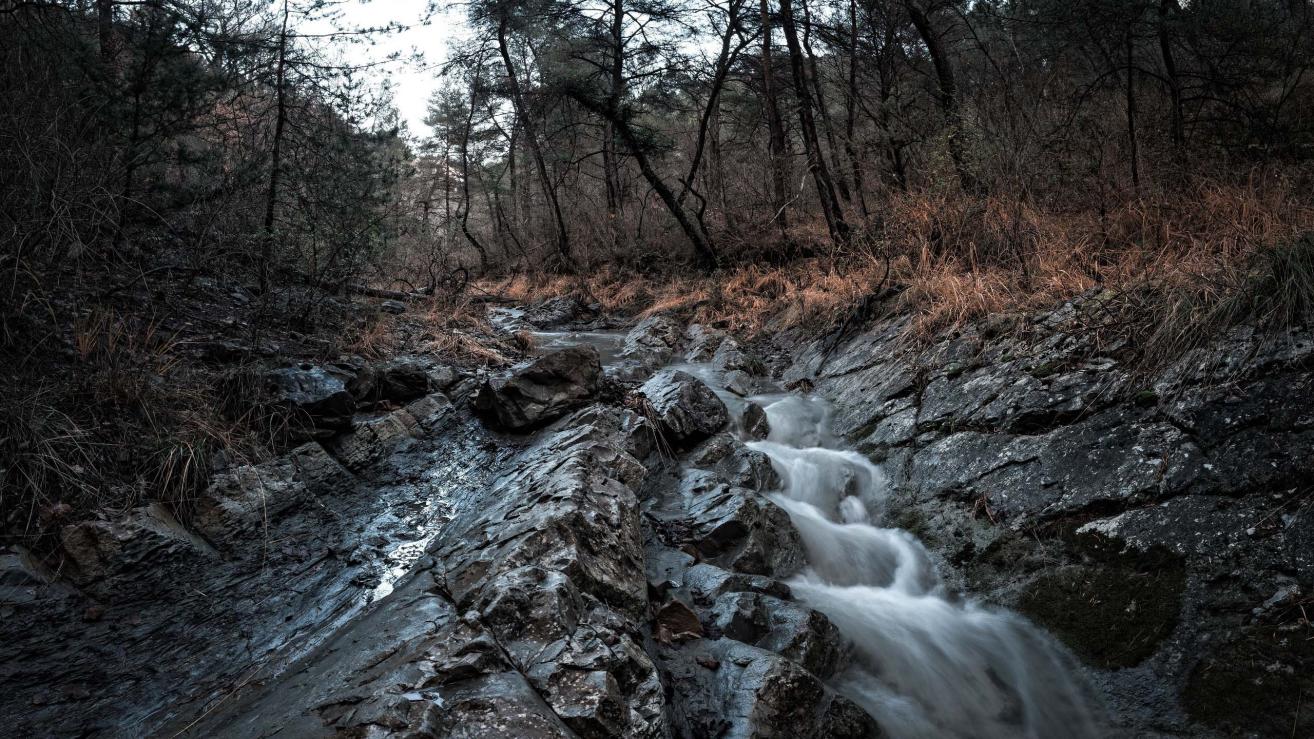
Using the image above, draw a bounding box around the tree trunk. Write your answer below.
[97,0,116,66]
[260,0,290,294]
[460,77,489,273]
[845,0,869,217]
[759,0,791,228]
[566,89,719,268]
[905,0,978,193]
[778,0,850,244]
[801,0,851,204]
[1158,0,1185,156]
[605,0,625,250]
[710,94,737,234]
[497,15,573,269]
[1126,24,1141,195]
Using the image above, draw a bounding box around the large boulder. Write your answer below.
[522,296,596,329]
[474,346,602,431]
[622,315,683,368]
[636,370,728,446]
[266,364,356,436]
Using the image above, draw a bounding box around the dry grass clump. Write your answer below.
[417,295,516,365]
[477,179,1314,351]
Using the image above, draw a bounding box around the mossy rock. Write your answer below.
[1182,625,1314,737]
[1017,560,1185,669]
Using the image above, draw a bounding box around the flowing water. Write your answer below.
[531,329,1104,738]
[746,393,1104,739]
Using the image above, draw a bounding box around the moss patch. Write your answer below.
[1017,561,1185,668]
[1182,625,1314,737]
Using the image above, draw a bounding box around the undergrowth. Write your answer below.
[485,182,1314,360]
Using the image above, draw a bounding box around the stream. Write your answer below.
[538,325,1104,738]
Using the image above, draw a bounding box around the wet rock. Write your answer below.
[434,407,666,738]
[426,363,461,391]
[1182,625,1314,737]
[663,640,878,739]
[654,480,804,579]
[682,563,792,605]
[376,357,431,402]
[351,357,449,405]
[655,599,704,643]
[685,324,728,361]
[605,358,654,385]
[708,592,846,679]
[523,296,594,328]
[266,364,356,436]
[622,314,683,368]
[474,346,602,431]
[191,442,349,545]
[743,402,771,440]
[713,337,767,376]
[1016,556,1185,669]
[912,409,1203,522]
[636,369,728,446]
[685,435,779,492]
[329,394,452,470]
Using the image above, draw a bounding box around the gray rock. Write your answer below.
[376,357,431,402]
[191,442,348,545]
[434,407,666,738]
[622,314,683,368]
[329,394,453,469]
[474,346,602,431]
[266,364,356,435]
[682,563,792,605]
[686,434,779,491]
[708,592,847,679]
[636,370,729,446]
[662,639,878,739]
[380,299,406,314]
[713,337,767,376]
[912,409,1203,522]
[523,296,593,328]
[685,324,728,361]
[742,403,771,440]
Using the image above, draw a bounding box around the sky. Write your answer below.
[309,0,471,140]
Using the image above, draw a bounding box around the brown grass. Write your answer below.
[480,180,1314,347]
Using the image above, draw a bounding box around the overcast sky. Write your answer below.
[310,0,471,140]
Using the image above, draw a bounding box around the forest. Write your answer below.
[3,2,1314,737]
[3,0,1314,547]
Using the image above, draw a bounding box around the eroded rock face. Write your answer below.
[474,345,602,430]
[433,407,667,738]
[637,369,729,446]
[775,292,1314,738]
[191,442,350,546]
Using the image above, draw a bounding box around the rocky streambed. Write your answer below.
[1,294,1309,738]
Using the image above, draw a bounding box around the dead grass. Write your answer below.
[480,180,1314,351]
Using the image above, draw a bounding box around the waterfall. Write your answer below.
[747,395,1103,739]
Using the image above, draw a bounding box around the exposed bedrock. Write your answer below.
[769,291,1314,738]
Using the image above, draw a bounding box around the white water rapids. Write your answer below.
[516,324,1105,738]
[744,391,1104,739]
